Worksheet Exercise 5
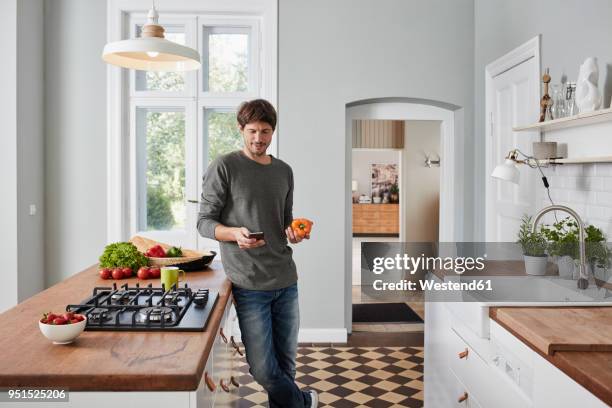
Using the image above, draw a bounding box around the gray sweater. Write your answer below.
[197,150,297,290]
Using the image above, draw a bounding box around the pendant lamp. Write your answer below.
[102,6,201,72]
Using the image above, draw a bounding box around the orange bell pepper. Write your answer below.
[291,218,313,238]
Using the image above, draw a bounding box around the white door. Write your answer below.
[486,39,540,242]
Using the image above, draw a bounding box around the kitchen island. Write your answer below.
[0,261,239,407]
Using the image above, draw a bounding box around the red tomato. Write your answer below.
[149,267,161,278]
[137,267,150,280]
[121,267,133,278]
[111,268,124,280]
[99,268,112,280]
[53,317,67,325]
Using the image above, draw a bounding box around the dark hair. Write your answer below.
[237,99,277,130]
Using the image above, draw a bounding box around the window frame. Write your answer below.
[106,0,277,244]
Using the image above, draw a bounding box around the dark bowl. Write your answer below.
[170,251,217,272]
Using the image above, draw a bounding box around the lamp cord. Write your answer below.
[515,148,559,223]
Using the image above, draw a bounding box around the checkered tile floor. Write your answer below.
[218,346,424,407]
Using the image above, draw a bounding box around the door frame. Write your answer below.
[344,98,465,332]
[485,35,541,241]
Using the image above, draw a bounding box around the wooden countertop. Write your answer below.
[0,261,232,391]
[490,307,612,405]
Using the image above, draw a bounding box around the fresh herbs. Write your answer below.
[517,215,548,257]
[99,242,148,271]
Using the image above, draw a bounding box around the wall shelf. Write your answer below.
[513,107,612,132]
[537,156,612,165]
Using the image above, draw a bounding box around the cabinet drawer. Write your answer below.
[447,328,531,408]
[448,368,483,408]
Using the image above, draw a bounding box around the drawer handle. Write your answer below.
[204,372,216,392]
[230,336,244,356]
[458,348,469,359]
[458,392,468,403]
[219,327,228,343]
[220,378,230,392]
[230,376,240,387]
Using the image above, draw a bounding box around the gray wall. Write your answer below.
[0,0,45,312]
[44,0,108,285]
[17,0,45,301]
[474,0,612,239]
[0,0,19,312]
[279,0,474,330]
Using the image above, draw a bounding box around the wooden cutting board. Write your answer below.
[491,307,612,355]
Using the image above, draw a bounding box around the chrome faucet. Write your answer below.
[531,205,589,289]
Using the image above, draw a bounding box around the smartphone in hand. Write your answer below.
[248,232,265,240]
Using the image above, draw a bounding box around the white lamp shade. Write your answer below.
[491,159,520,184]
[102,37,201,72]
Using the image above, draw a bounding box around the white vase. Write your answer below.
[524,255,548,276]
[576,57,602,113]
[556,255,574,279]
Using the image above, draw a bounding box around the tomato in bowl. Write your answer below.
[38,312,87,345]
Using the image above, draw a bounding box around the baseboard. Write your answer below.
[298,328,348,343]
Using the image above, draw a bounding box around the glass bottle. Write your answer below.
[566,82,578,116]
[550,84,566,119]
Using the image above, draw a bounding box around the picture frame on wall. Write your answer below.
[371,164,398,201]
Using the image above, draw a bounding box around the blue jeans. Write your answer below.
[232,283,311,408]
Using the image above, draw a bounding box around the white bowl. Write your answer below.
[39,316,87,344]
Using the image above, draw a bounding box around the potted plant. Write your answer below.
[517,214,548,275]
[389,183,399,203]
[541,218,578,279]
[541,218,611,280]
[585,225,610,283]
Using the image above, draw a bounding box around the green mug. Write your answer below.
[161,266,186,291]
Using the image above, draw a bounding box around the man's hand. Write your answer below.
[286,227,310,244]
[233,227,266,249]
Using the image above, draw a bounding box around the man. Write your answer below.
[197,99,317,408]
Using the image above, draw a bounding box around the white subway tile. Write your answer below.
[596,191,612,206]
[596,163,612,177]
[586,205,612,221]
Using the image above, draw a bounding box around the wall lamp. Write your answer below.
[491,149,555,204]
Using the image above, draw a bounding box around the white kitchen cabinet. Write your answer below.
[425,275,606,407]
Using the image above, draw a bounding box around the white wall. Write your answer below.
[44,0,108,285]
[474,0,612,239]
[352,150,399,197]
[0,0,19,312]
[402,121,440,242]
[279,0,474,333]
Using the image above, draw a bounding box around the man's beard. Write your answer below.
[249,143,268,156]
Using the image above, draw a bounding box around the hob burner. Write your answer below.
[137,306,175,323]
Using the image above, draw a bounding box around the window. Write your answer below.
[203,27,250,93]
[108,1,277,247]
[135,108,186,231]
